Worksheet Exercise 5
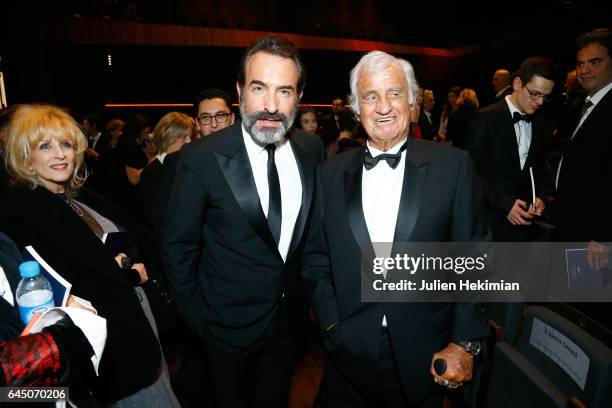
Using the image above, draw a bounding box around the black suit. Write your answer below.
[555,88,612,242]
[303,139,490,405]
[418,110,437,141]
[162,122,324,406]
[0,185,162,403]
[467,100,553,241]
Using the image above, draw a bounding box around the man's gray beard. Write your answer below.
[240,98,297,145]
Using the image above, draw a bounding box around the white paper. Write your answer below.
[30,307,107,375]
[529,317,589,389]
[529,166,536,208]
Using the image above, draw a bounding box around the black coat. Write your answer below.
[162,122,324,348]
[302,139,490,402]
[0,185,161,402]
[467,100,554,241]
[417,111,437,141]
[555,89,612,242]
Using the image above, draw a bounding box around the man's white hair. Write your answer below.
[348,51,420,115]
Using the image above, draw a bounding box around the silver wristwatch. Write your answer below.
[457,340,481,356]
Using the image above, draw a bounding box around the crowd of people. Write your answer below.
[0,26,611,408]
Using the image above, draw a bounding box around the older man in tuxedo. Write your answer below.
[162,35,324,407]
[303,51,489,407]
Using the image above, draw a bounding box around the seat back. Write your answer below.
[516,306,612,408]
[485,342,567,408]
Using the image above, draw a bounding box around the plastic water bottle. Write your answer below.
[16,261,55,324]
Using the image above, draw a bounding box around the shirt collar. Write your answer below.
[588,81,612,106]
[496,85,512,98]
[366,137,407,157]
[505,95,525,118]
[156,152,167,164]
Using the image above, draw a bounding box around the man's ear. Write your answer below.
[298,90,303,102]
[512,76,523,92]
[230,113,235,125]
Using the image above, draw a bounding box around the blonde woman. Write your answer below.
[0,104,179,407]
[139,111,193,232]
[446,88,480,149]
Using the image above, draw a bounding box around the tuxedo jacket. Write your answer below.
[467,100,554,241]
[302,139,490,402]
[555,88,612,242]
[0,185,161,402]
[162,122,324,348]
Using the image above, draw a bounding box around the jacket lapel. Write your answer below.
[215,123,281,259]
[344,147,377,276]
[286,132,313,260]
[500,102,523,173]
[392,138,430,246]
[572,89,612,144]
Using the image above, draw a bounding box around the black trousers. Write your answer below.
[205,307,298,408]
[321,327,443,408]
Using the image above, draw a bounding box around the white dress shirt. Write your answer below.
[362,138,407,327]
[242,125,302,261]
[156,152,167,164]
[556,81,612,188]
[505,96,532,170]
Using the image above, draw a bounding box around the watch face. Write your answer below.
[468,341,481,355]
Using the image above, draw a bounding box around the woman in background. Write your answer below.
[0,104,179,407]
[437,85,461,142]
[446,88,480,149]
[296,107,319,135]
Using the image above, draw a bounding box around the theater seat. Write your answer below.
[485,342,567,408]
[487,301,524,344]
[516,306,612,408]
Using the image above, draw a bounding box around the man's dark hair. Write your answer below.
[82,113,101,129]
[516,56,559,85]
[237,35,306,93]
[194,88,233,116]
[337,110,356,132]
[576,27,612,56]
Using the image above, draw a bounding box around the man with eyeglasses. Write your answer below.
[194,88,235,137]
[467,57,557,241]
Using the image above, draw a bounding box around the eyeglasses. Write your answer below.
[197,112,231,125]
[524,86,553,103]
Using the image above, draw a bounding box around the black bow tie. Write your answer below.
[363,141,408,170]
[512,112,531,124]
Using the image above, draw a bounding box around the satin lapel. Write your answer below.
[392,139,430,247]
[344,148,376,278]
[215,132,280,259]
[286,135,312,260]
[501,104,522,172]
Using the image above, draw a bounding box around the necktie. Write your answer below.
[580,99,594,119]
[512,112,531,124]
[363,141,408,170]
[266,144,282,245]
